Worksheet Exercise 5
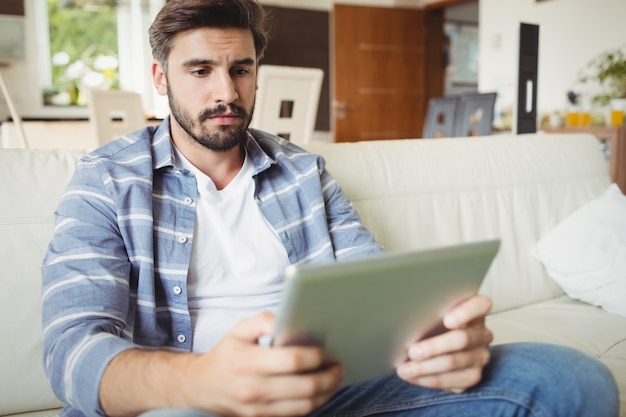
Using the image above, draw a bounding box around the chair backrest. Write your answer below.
[87,89,145,146]
[453,92,497,137]
[250,65,324,145]
[422,96,459,138]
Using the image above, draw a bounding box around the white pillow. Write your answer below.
[532,183,626,317]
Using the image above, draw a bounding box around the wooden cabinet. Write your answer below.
[544,126,626,192]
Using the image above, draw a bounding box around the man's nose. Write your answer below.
[213,71,238,104]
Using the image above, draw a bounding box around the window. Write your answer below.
[45,0,119,106]
[36,0,167,117]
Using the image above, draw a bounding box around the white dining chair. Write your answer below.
[87,89,145,146]
[250,65,324,145]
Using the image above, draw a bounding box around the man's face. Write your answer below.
[153,27,257,152]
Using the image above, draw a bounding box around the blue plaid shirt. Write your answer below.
[41,118,382,416]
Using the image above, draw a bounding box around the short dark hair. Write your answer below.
[149,0,269,68]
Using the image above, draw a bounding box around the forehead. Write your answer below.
[169,27,256,63]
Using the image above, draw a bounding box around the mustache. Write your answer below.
[199,104,246,121]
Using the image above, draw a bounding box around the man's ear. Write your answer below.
[152,60,168,96]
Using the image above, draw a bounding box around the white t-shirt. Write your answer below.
[173,146,290,352]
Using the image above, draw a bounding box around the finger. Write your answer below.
[407,326,493,361]
[443,294,492,329]
[222,365,343,417]
[252,363,344,402]
[406,365,486,392]
[398,346,490,380]
[233,341,328,376]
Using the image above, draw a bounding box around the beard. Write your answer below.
[167,88,255,153]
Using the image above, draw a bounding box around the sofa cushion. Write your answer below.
[0,149,83,415]
[532,183,626,317]
[488,296,626,414]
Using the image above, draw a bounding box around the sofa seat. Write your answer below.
[4,410,62,417]
[489,296,626,363]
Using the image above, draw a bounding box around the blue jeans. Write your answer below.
[141,343,619,417]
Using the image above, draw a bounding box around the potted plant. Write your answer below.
[578,45,626,126]
[579,45,626,106]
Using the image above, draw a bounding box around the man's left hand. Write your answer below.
[396,294,494,392]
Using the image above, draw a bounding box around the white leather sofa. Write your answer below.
[1,132,624,416]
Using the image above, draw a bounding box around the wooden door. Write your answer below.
[332,4,427,142]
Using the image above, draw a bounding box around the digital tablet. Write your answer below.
[270,239,500,387]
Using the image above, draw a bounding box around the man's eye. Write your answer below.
[232,68,250,76]
[191,69,208,76]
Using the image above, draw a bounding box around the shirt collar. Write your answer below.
[151,117,176,170]
[244,130,275,176]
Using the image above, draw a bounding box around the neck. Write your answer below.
[171,125,245,191]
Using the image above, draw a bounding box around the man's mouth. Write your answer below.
[209,113,239,125]
[200,105,243,126]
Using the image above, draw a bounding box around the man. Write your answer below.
[41,1,618,416]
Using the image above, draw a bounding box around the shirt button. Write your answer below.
[177,334,186,343]
[183,197,193,205]
[173,285,182,295]
[177,235,187,244]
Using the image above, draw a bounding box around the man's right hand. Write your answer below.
[100,312,343,417]
[186,312,343,416]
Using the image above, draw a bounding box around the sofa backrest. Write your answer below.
[0,149,83,415]
[0,133,610,414]
[305,133,611,313]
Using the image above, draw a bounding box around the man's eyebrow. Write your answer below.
[182,58,256,67]
[182,58,215,67]
[233,58,256,66]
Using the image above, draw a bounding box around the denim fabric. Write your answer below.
[139,343,619,417]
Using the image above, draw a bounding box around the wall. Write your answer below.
[3,0,625,124]
[445,2,478,23]
[479,0,626,119]
[272,0,626,124]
